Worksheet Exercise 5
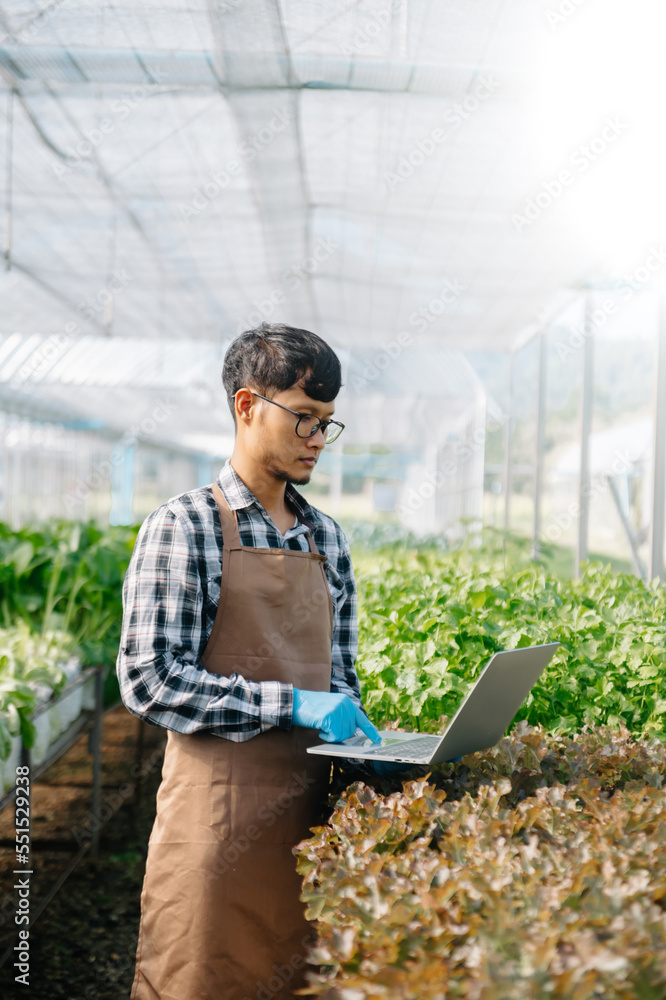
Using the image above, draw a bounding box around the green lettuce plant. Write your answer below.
[353,542,666,739]
[0,621,77,758]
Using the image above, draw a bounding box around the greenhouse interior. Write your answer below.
[1,1,666,998]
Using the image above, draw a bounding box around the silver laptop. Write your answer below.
[307,642,560,765]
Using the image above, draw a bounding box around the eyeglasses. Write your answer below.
[249,391,345,444]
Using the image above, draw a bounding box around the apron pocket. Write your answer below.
[209,731,329,846]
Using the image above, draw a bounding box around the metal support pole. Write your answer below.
[649,301,666,581]
[134,714,145,816]
[89,666,104,860]
[503,352,516,532]
[328,447,343,518]
[608,475,646,579]
[576,296,594,577]
[109,434,135,526]
[197,457,212,488]
[532,331,547,560]
[4,89,14,271]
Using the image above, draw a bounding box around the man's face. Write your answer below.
[250,379,336,486]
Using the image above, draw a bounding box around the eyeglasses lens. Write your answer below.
[324,424,341,443]
[296,415,341,443]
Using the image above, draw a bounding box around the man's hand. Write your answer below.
[292,690,381,744]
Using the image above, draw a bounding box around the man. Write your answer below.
[117,322,390,1000]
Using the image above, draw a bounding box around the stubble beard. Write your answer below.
[256,413,313,487]
[270,464,312,487]
[261,448,312,487]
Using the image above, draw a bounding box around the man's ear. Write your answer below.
[234,388,254,424]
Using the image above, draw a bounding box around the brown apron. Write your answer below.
[130,483,332,1000]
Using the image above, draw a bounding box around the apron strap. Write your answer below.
[211,482,241,550]
[210,481,323,556]
[305,530,319,555]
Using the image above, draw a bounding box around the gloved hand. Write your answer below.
[292,689,381,744]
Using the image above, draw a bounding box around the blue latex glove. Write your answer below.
[293,689,381,744]
[372,754,463,776]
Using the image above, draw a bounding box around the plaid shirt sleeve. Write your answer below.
[116,503,294,741]
[326,525,383,776]
[327,527,365,710]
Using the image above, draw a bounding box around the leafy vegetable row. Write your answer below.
[0,518,137,668]
[295,723,666,999]
[0,518,138,758]
[352,539,666,740]
[0,622,77,760]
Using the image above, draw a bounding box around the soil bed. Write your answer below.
[0,705,166,1000]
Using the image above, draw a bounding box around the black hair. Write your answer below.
[221,322,342,425]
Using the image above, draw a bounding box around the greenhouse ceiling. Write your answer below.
[0,0,663,442]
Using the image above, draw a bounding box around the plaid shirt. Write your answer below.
[116,459,365,742]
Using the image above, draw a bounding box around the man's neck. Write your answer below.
[228,454,289,518]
